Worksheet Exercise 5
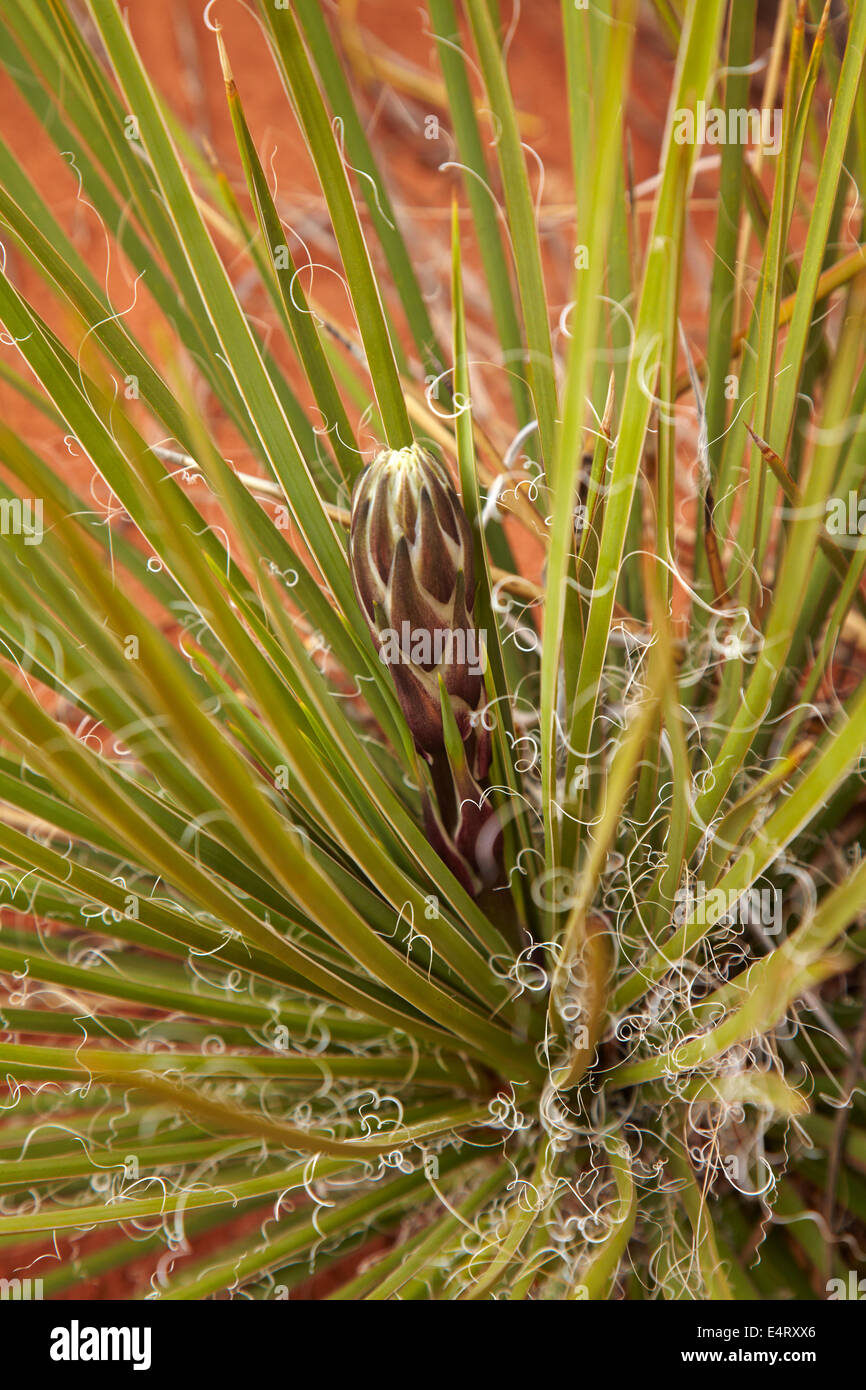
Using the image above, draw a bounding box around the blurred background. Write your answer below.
[0,0,793,1297]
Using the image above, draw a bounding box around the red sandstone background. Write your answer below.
[0,0,780,1299]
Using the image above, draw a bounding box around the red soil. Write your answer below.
[0,0,785,1299]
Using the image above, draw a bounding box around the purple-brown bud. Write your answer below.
[349,444,490,780]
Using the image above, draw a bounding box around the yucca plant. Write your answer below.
[0,0,865,1302]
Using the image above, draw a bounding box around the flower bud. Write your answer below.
[349,444,489,779]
